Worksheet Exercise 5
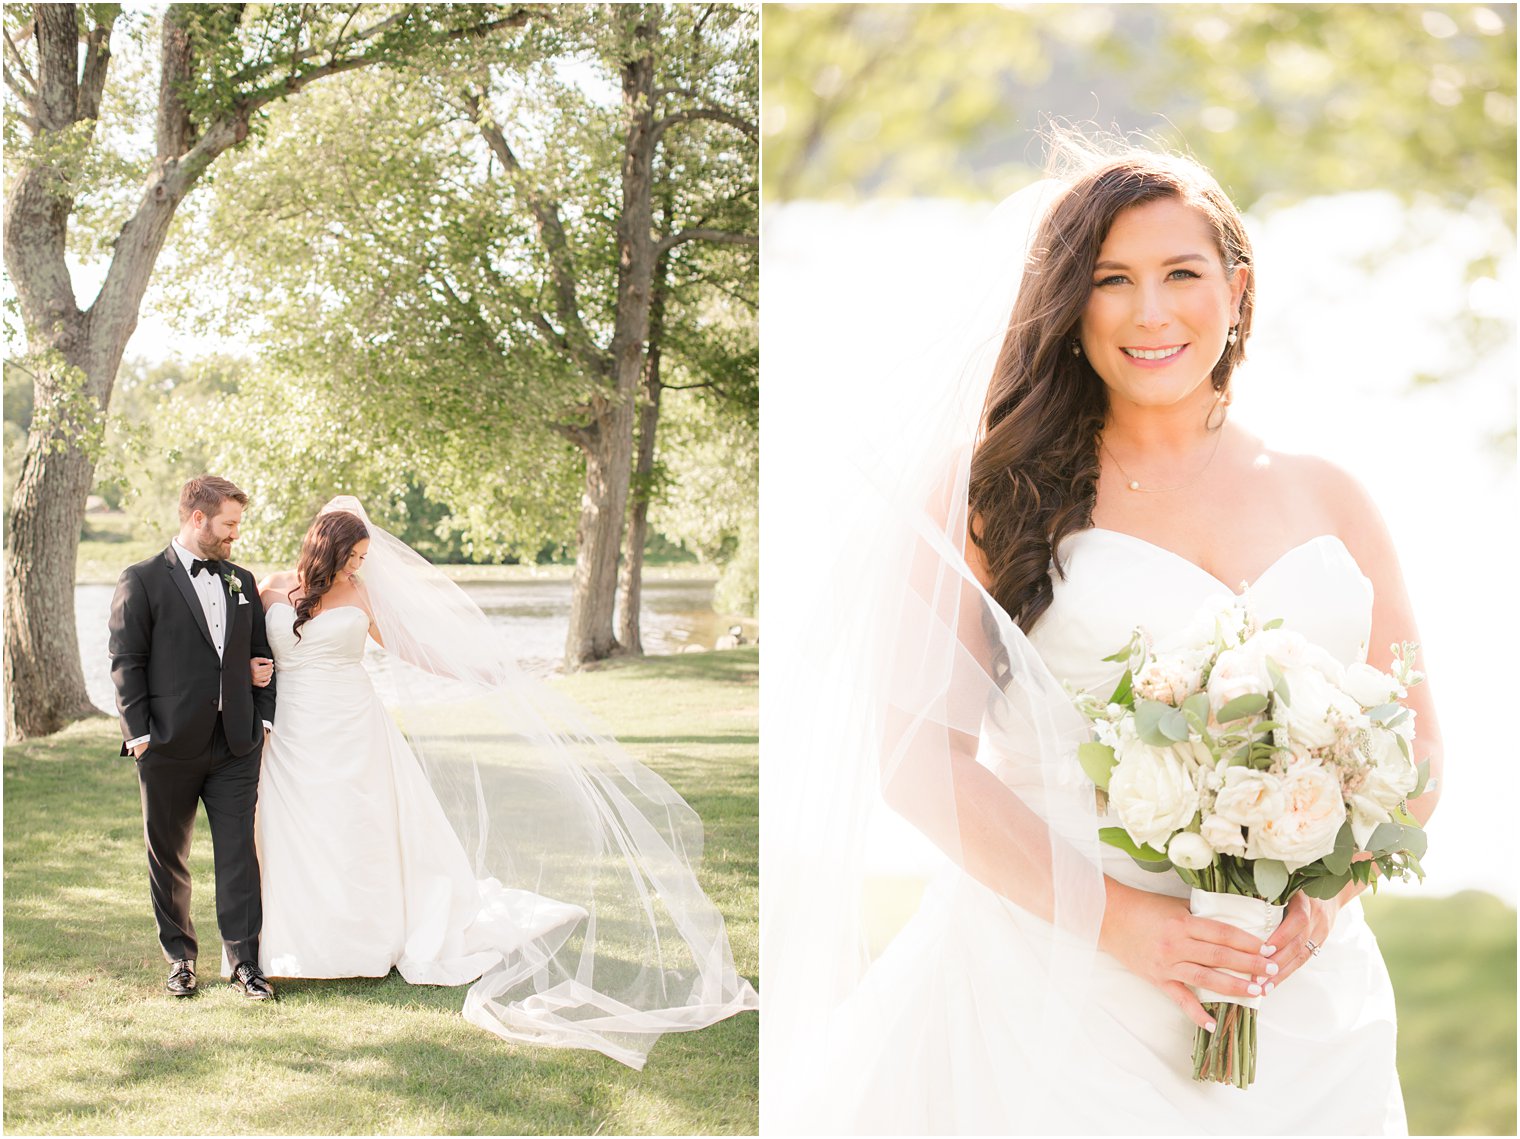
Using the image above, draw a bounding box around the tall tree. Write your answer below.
[156,3,758,668]
[2,3,525,739]
[470,3,757,665]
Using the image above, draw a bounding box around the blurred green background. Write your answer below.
[763,2,1514,220]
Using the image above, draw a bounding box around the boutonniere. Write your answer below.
[223,572,242,595]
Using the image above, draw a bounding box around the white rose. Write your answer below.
[1276,665,1361,751]
[1212,767,1286,829]
[1247,765,1347,871]
[1179,594,1252,651]
[1200,813,1248,857]
[1360,725,1419,811]
[1206,640,1270,711]
[1348,791,1392,849]
[1343,662,1406,709]
[1256,629,1344,683]
[1168,830,1215,870]
[1108,733,1201,853]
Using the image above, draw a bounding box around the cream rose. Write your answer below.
[1200,813,1248,857]
[1360,725,1419,810]
[1205,640,1270,712]
[1108,736,1201,853]
[1168,830,1215,870]
[1343,662,1406,709]
[1276,665,1364,751]
[1212,767,1286,829]
[1133,652,1205,707]
[1247,765,1346,871]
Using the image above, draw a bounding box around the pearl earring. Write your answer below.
[1071,339,1083,357]
[1227,326,1239,346]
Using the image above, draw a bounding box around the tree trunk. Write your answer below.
[616,244,669,656]
[3,346,102,736]
[3,6,240,738]
[563,8,657,669]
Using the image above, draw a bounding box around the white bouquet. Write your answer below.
[1073,594,1429,1089]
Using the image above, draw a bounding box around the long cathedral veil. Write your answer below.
[319,496,757,1069]
[761,180,1115,1129]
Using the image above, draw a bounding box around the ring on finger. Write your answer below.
[1304,938,1321,957]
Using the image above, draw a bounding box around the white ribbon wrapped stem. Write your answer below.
[1188,888,1285,1009]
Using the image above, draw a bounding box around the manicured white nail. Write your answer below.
[1261,944,1277,956]
[1247,983,1262,996]
[1205,1019,1217,1032]
[1265,961,1279,976]
[1265,981,1275,994]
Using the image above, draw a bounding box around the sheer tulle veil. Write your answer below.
[761,179,1115,1128]
[317,496,757,1069]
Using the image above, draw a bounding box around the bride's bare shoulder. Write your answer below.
[258,570,300,610]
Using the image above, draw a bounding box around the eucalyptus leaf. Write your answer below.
[1302,870,1353,900]
[1366,703,1401,724]
[1133,700,1176,748]
[1077,742,1117,791]
[1262,617,1285,630]
[1099,826,1171,863]
[1412,759,1430,799]
[1217,693,1269,723]
[1158,706,1190,743]
[1182,691,1211,726]
[1322,821,1355,875]
[1265,657,1291,706]
[1253,858,1288,903]
[1108,669,1133,706]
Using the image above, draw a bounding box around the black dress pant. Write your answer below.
[135,716,263,967]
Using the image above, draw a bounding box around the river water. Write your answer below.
[77,574,739,715]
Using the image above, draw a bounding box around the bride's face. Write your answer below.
[344,539,370,575]
[1077,196,1247,413]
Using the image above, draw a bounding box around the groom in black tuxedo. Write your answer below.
[108,475,278,1000]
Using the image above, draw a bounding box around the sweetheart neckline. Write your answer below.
[1075,530,1356,595]
[268,601,368,620]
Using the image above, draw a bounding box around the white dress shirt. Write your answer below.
[124,539,271,751]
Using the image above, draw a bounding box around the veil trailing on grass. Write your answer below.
[319,496,757,1069]
[761,181,1116,1128]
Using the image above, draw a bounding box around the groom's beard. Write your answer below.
[193,526,236,560]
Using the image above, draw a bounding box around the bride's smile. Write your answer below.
[1079,197,1246,410]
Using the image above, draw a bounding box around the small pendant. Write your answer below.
[1128,480,1142,491]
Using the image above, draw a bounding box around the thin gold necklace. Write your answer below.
[1100,427,1226,493]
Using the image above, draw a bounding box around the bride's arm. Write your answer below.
[1322,460,1443,827]
[880,505,1275,1029]
[351,578,386,648]
[1264,457,1445,988]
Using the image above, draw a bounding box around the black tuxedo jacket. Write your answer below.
[108,546,276,759]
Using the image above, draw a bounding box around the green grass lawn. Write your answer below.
[1362,889,1516,1136]
[3,648,758,1136]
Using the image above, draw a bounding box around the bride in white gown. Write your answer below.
[764,141,1442,1133]
[249,500,757,1068]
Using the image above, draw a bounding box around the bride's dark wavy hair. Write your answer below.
[290,510,369,642]
[968,142,1255,632]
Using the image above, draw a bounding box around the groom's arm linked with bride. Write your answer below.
[107,474,278,1001]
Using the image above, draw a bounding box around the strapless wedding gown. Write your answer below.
[796,531,1406,1135]
[249,603,585,983]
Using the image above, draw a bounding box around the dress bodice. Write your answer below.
[267,602,371,671]
[1027,530,1375,696]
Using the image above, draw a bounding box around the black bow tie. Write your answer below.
[190,558,222,578]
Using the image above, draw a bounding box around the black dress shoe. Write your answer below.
[230,961,277,1001]
[166,958,197,997]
